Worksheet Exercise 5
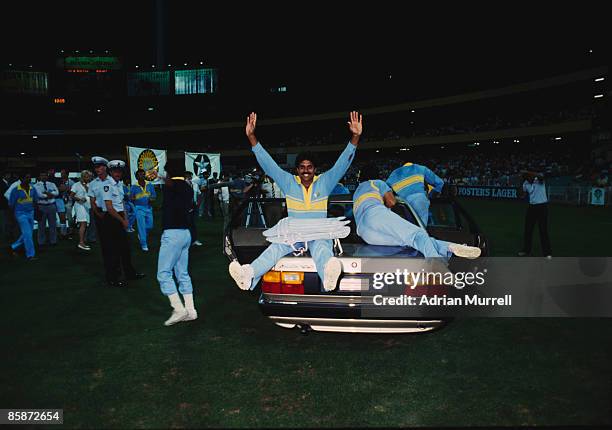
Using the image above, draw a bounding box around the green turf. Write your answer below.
[1,200,611,428]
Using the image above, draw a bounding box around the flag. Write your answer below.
[185,152,221,179]
[127,146,167,184]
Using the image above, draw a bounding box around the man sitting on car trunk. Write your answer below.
[353,164,481,259]
[229,111,363,292]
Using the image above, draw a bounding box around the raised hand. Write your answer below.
[245,112,258,147]
[347,111,363,137]
[245,112,257,138]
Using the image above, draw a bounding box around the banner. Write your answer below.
[456,185,519,200]
[185,152,221,180]
[589,187,605,206]
[127,146,167,185]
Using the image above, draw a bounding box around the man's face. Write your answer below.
[40,172,48,182]
[61,170,68,180]
[296,160,315,186]
[110,169,123,182]
[136,170,145,181]
[94,164,106,177]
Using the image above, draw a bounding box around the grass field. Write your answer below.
[1,199,611,428]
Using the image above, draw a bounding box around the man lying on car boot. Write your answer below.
[353,164,481,260]
[229,111,363,292]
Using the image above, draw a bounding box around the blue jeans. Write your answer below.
[125,202,136,230]
[357,205,451,259]
[134,206,153,249]
[12,212,35,258]
[157,229,193,296]
[405,193,430,226]
[250,239,333,290]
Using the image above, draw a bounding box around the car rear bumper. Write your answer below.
[269,316,446,333]
[259,293,447,334]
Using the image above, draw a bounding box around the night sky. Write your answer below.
[2,2,608,96]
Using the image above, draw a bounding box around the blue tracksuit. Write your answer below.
[386,163,444,226]
[123,184,136,230]
[249,141,356,289]
[353,180,451,259]
[130,182,156,249]
[9,185,39,258]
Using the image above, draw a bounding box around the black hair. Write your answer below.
[163,160,183,178]
[359,164,380,182]
[295,151,318,169]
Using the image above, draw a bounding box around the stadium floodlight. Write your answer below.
[200,61,203,65]
[20,152,26,155]
[184,62,188,66]
[376,150,380,153]
[96,109,101,113]
[554,137,562,140]
[8,63,12,66]
[595,77,605,82]
[60,50,64,53]
[147,107,154,111]
[152,65,156,68]
[75,50,79,53]
[89,50,93,53]
[594,94,604,98]
[167,64,172,67]
[105,50,109,53]
[135,65,139,69]
[411,109,415,113]
[32,136,37,139]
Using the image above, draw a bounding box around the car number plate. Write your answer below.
[339,277,368,292]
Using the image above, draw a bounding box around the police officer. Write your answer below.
[89,157,144,287]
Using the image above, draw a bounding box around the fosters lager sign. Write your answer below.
[127,146,167,185]
[456,185,519,200]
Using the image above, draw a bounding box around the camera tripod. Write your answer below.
[244,186,267,228]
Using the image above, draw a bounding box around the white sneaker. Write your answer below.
[229,261,254,290]
[77,243,91,251]
[323,257,342,292]
[192,240,203,246]
[164,309,188,326]
[184,309,198,321]
[142,246,149,252]
[449,243,482,259]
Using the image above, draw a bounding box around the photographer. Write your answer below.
[518,170,552,258]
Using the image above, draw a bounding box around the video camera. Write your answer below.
[244,169,264,185]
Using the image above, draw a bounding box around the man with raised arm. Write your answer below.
[229,111,363,292]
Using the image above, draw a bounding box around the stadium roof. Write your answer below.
[2,2,609,97]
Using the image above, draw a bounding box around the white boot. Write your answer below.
[448,243,482,259]
[323,257,342,292]
[229,261,254,290]
[182,293,198,321]
[164,293,188,326]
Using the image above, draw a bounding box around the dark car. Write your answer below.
[223,193,488,334]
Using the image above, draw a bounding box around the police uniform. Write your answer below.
[386,162,445,226]
[353,179,452,259]
[88,157,142,286]
[130,180,156,251]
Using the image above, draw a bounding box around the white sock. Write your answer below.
[183,294,195,312]
[168,293,185,312]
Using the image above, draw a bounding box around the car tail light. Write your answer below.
[261,271,304,294]
[280,272,304,294]
[262,271,281,293]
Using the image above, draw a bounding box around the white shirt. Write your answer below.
[523,179,548,204]
[88,176,116,211]
[219,185,230,202]
[32,180,59,205]
[71,181,91,210]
